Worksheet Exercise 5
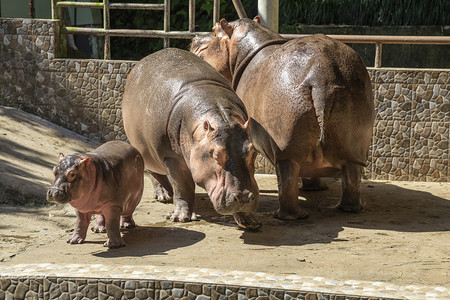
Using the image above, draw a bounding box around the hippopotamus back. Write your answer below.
[238,35,374,168]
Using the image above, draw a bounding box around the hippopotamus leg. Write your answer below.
[165,158,198,222]
[91,214,107,233]
[337,162,365,212]
[150,174,173,203]
[273,160,309,220]
[68,211,93,244]
[102,206,125,248]
[300,177,328,191]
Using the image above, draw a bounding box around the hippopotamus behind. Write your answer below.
[122,48,260,229]
[191,18,375,219]
[47,141,145,248]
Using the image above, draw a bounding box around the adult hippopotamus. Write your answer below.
[191,18,375,219]
[47,141,145,248]
[122,48,260,230]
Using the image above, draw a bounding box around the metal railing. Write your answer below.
[283,34,450,68]
[51,0,229,59]
[51,0,450,67]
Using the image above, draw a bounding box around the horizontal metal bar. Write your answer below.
[56,1,103,8]
[56,1,164,10]
[282,34,450,45]
[109,3,164,10]
[64,27,209,38]
[62,26,450,46]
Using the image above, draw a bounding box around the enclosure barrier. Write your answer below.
[50,0,450,66]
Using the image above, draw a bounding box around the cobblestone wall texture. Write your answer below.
[0,276,397,300]
[0,18,448,182]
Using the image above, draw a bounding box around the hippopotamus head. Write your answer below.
[191,17,280,84]
[47,153,91,204]
[187,113,259,215]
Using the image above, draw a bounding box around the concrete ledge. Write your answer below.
[1,264,449,299]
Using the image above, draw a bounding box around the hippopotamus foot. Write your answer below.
[67,233,86,244]
[154,186,173,203]
[233,212,261,230]
[337,199,366,212]
[273,207,309,220]
[120,216,136,229]
[300,177,328,191]
[91,214,107,233]
[166,209,199,222]
[151,174,173,203]
[104,238,125,249]
[337,162,364,212]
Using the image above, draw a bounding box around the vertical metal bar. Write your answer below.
[51,0,57,19]
[188,0,195,32]
[231,0,247,19]
[164,0,170,48]
[29,0,35,18]
[375,42,382,68]
[213,0,220,24]
[104,0,110,59]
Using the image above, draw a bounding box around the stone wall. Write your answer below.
[0,18,448,182]
[0,276,399,300]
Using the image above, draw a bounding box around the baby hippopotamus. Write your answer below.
[122,48,260,230]
[46,141,145,248]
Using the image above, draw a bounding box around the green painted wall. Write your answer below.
[1,0,51,19]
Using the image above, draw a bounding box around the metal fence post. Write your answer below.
[213,0,220,24]
[258,0,279,32]
[164,0,170,48]
[375,42,382,68]
[104,0,111,59]
[189,0,195,32]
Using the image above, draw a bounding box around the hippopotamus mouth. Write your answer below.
[208,177,258,215]
[46,186,71,204]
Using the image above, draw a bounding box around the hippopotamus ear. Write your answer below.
[219,19,234,38]
[78,156,91,167]
[59,153,65,161]
[232,114,251,136]
[193,120,214,141]
[253,16,261,23]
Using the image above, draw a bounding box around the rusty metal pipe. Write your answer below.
[282,34,450,45]
[213,0,220,24]
[231,0,247,19]
[189,0,195,32]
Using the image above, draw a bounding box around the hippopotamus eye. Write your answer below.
[66,170,77,182]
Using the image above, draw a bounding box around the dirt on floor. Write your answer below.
[0,106,449,288]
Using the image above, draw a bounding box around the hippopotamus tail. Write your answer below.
[312,84,344,146]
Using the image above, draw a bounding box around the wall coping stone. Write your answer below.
[1,263,449,299]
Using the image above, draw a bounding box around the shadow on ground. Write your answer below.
[92,226,206,258]
[190,179,450,247]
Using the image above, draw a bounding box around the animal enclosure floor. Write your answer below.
[0,105,449,292]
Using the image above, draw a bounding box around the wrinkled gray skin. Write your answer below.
[191,18,375,219]
[122,48,260,230]
[46,141,145,248]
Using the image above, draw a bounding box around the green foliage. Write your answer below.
[279,0,449,33]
